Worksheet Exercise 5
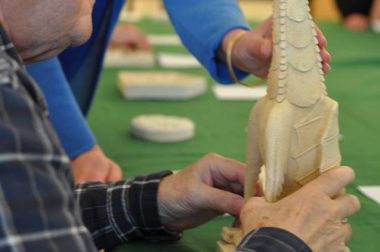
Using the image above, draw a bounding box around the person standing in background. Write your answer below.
[336,0,380,32]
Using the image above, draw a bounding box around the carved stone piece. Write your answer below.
[217,0,341,250]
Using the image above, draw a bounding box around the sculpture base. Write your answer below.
[216,227,243,252]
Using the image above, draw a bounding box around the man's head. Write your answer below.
[0,0,94,63]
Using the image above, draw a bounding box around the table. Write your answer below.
[88,20,380,252]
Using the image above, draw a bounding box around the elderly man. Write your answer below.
[0,0,359,251]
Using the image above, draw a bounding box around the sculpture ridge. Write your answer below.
[217,1,341,251]
[268,0,326,107]
[245,0,341,203]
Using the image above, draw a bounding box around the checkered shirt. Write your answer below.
[0,25,178,251]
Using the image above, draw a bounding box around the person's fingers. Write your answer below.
[260,39,273,61]
[322,63,331,74]
[342,223,353,242]
[74,174,87,184]
[305,167,355,197]
[342,247,351,252]
[81,173,106,183]
[243,197,267,212]
[260,17,273,39]
[252,66,269,79]
[139,40,152,51]
[241,32,272,64]
[255,182,264,197]
[127,37,151,51]
[212,176,244,194]
[204,153,246,186]
[334,194,361,218]
[214,181,244,195]
[200,184,244,215]
[107,163,123,182]
[229,181,244,195]
[73,166,107,183]
[315,25,327,48]
[314,24,332,73]
[320,48,331,65]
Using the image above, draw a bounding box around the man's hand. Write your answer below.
[219,17,331,79]
[240,166,360,252]
[158,153,246,231]
[71,145,122,184]
[110,23,151,51]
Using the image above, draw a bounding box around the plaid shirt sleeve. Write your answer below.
[236,227,312,252]
[0,28,97,251]
[74,171,181,250]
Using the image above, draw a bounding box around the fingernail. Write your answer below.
[325,63,331,73]
[323,36,328,47]
[233,198,245,214]
[325,51,332,62]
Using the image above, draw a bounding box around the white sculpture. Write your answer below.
[217,0,341,250]
[245,0,341,202]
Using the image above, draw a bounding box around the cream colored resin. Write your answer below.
[218,0,341,250]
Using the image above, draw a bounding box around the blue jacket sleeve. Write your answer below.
[26,58,97,159]
[163,0,251,84]
[59,0,125,114]
[25,0,125,158]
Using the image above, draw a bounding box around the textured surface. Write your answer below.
[89,19,380,252]
[245,0,340,203]
[118,71,207,100]
[220,1,340,249]
[130,114,195,143]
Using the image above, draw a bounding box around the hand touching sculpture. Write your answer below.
[240,166,360,252]
[218,1,355,251]
[155,154,359,251]
[244,0,341,203]
[158,153,245,231]
[110,23,151,51]
[219,17,331,79]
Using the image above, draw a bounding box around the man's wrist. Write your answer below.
[128,170,181,241]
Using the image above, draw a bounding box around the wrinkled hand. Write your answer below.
[220,17,331,78]
[240,166,360,252]
[158,153,245,231]
[110,23,151,51]
[71,145,122,184]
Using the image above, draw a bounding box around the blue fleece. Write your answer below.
[26,59,96,159]
[27,0,124,159]
[163,0,251,83]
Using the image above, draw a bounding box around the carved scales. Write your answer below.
[217,0,342,251]
[268,0,326,107]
